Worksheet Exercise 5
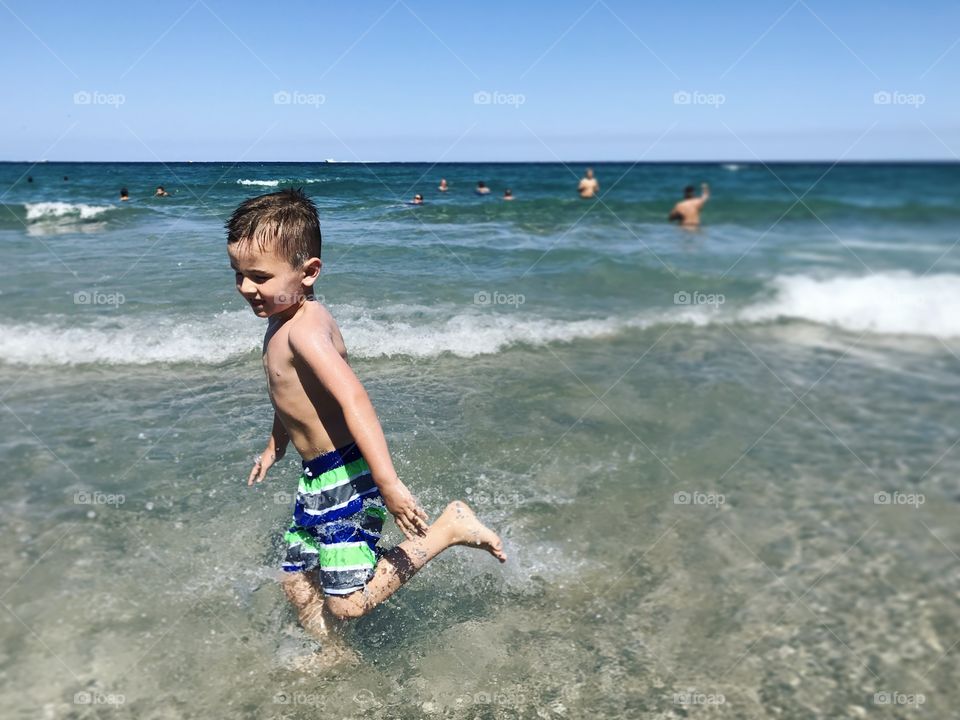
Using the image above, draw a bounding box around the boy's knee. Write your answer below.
[324,594,367,620]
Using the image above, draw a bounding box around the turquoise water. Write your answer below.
[1,161,958,718]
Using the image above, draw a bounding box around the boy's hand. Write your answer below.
[247,442,285,486]
[379,482,429,540]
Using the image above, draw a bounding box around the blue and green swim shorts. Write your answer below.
[281,443,387,596]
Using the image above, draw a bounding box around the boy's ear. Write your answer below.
[301,257,322,287]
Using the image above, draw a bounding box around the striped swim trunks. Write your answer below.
[281,443,386,596]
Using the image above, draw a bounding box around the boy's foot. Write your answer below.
[442,501,507,562]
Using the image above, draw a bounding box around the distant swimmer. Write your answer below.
[668,183,710,227]
[155,186,169,197]
[120,188,130,201]
[577,168,599,199]
[503,189,514,201]
[475,181,491,195]
[63,176,69,181]
[27,176,33,183]
[411,193,424,205]
[438,178,449,192]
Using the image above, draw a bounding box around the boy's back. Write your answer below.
[263,300,353,460]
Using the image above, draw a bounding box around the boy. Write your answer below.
[226,189,506,636]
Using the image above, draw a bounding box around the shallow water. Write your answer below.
[1,161,958,718]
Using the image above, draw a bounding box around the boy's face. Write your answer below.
[228,240,320,318]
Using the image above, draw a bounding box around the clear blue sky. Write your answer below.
[2,0,958,161]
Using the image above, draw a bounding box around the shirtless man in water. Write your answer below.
[577,168,599,199]
[669,183,710,227]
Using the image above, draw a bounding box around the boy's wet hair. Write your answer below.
[226,188,321,266]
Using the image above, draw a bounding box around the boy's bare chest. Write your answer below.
[262,330,295,395]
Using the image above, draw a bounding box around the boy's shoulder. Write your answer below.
[286,300,340,349]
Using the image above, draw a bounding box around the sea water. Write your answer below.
[1,161,958,718]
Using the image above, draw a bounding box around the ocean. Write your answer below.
[1,161,958,718]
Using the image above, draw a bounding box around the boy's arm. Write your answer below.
[248,412,289,485]
[288,326,429,539]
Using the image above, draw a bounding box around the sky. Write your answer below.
[1,0,958,162]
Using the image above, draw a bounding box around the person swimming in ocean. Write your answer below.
[577,168,599,198]
[668,183,710,227]
[475,181,490,195]
[226,189,506,638]
[438,178,448,192]
[503,189,514,201]
[155,186,169,197]
[411,193,423,205]
[119,188,129,201]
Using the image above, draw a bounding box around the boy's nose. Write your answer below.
[238,277,258,296]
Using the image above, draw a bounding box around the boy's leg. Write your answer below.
[324,501,506,620]
[281,570,331,638]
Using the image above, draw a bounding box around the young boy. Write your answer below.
[227,189,506,636]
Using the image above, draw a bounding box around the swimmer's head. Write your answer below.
[477,181,486,188]
[120,188,129,200]
[585,168,594,179]
[226,188,322,318]
[684,185,695,198]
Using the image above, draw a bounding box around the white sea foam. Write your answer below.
[235,178,329,187]
[739,272,960,338]
[24,202,113,221]
[236,179,280,187]
[0,306,705,366]
[2,274,956,366]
